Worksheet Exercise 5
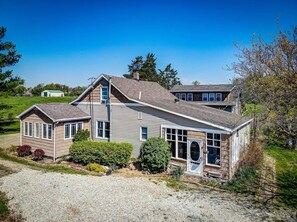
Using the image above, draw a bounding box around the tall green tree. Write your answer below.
[231,26,297,149]
[0,27,23,95]
[124,53,181,89]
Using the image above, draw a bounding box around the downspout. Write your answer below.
[108,77,112,142]
[20,119,22,146]
[53,122,56,162]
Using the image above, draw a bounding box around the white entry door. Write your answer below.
[187,139,203,176]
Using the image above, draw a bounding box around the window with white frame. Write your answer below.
[24,122,33,137]
[202,93,208,101]
[64,122,83,139]
[175,93,180,99]
[180,93,186,100]
[140,127,148,141]
[101,86,109,103]
[42,123,52,140]
[166,128,187,160]
[216,93,222,101]
[206,133,221,166]
[209,93,215,101]
[34,123,40,138]
[187,93,193,101]
[97,121,110,139]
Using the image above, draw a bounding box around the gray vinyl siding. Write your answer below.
[74,103,109,142]
[111,105,220,157]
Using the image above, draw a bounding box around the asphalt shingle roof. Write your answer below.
[103,75,250,131]
[170,84,234,92]
[19,103,91,122]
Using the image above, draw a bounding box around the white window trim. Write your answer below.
[42,123,53,141]
[187,93,193,101]
[64,122,84,140]
[96,120,110,139]
[216,93,222,101]
[34,122,40,138]
[24,121,33,137]
[202,93,208,101]
[165,128,187,161]
[175,93,180,99]
[100,86,109,103]
[206,133,221,167]
[209,93,215,101]
[140,126,148,141]
[180,93,186,101]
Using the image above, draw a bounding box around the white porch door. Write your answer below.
[187,139,203,176]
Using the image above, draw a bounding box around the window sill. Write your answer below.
[42,138,52,141]
[205,164,221,168]
[97,137,109,140]
[171,157,187,162]
[24,135,33,138]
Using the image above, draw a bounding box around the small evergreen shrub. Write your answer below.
[16,145,31,157]
[32,149,45,161]
[170,165,183,180]
[73,129,90,142]
[86,163,107,173]
[70,141,133,167]
[139,137,171,174]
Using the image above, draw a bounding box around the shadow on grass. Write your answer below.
[0,120,19,135]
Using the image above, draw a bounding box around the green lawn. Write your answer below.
[265,146,297,208]
[0,96,75,134]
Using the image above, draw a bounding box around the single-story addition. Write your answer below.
[18,74,252,182]
[41,90,64,97]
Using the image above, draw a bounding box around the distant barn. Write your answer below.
[41,90,64,97]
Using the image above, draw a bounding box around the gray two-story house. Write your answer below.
[18,74,251,181]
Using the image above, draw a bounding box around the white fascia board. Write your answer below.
[70,74,109,105]
[55,116,91,122]
[161,124,230,134]
[231,119,253,133]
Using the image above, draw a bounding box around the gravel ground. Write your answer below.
[0,159,295,222]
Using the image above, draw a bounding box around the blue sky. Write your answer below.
[1,0,296,87]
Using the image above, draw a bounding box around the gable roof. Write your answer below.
[42,90,64,93]
[170,84,234,92]
[17,103,91,122]
[72,74,251,132]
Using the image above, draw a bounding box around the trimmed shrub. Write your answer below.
[73,129,90,142]
[16,145,31,157]
[70,141,133,167]
[86,163,107,173]
[139,137,171,174]
[170,165,183,180]
[32,149,45,161]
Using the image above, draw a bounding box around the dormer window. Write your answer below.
[180,93,186,101]
[202,93,208,101]
[209,93,215,101]
[101,86,109,103]
[187,93,193,101]
[175,93,180,99]
[216,93,222,101]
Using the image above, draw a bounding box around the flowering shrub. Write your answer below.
[32,149,45,161]
[16,145,31,157]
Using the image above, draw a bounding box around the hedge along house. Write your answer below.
[69,74,252,182]
[17,103,91,160]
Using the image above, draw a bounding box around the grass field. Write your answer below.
[0,96,75,134]
[266,146,297,208]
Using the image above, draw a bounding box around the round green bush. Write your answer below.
[139,137,171,174]
[73,129,90,142]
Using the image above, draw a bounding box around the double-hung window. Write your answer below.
[101,86,109,103]
[206,133,221,166]
[42,123,52,140]
[34,123,40,138]
[209,93,215,101]
[97,121,110,139]
[140,127,148,141]
[64,122,83,139]
[24,122,33,137]
[180,93,186,101]
[216,93,222,101]
[202,93,208,101]
[187,93,193,101]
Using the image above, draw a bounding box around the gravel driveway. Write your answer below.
[0,159,294,222]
